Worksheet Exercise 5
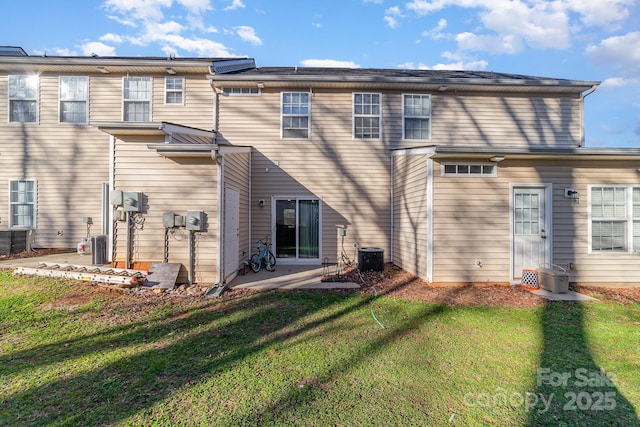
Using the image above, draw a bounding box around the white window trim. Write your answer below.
[122,76,153,122]
[402,93,432,141]
[441,162,498,177]
[8,178,37,229]
[222,87,261,96]
[270,195,323,265]
[280,91,311,139]
[164,76,185,106]
[8,74,39,124]
[588,185,640,254]
[353,92,382,140]
[59,76,89,124]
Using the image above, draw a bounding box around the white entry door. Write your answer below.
[224,186,240,282]
[512,186,550,278]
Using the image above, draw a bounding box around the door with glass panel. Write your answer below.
[273,198,320,263]
[512,187,550,278]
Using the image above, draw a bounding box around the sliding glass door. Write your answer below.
[274,197,320,262]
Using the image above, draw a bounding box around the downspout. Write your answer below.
[389,152,394,262]
[248,149,252,261]
[426,155,434,283]
[108,135,115,263]
[579,85,597,147]
[213,149,224,287]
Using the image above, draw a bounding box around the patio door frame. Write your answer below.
[510,183,552,282]
[271,195,322,265]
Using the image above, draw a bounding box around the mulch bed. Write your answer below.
[3,250,640,307]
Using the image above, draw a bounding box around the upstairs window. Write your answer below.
[9,179,36,228]
[403,94,431,140]
[353,93,381,139]
[281,92,310,139]
[222,87,260,96]
[123,77,152,121]
[590,186,640,253]
[165,76,184,105]
[59,76,88,124]
[442,163,497,177]
[9,75,38,123]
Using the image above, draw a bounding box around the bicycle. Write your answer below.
[250,235,276,272]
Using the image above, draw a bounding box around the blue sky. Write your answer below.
[3,0,640,148]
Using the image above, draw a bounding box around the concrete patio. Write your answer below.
[0,252,360,291]
[229,264,360,290]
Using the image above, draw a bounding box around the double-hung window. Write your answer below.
[590,186,640,253]
[281,92,310,138]
[123,77,152,121]
[59,76,88,124]
[353,93,381,139]
[403,94,431,140]
[165,76,184,105]
[9,179,36,228]
[9,75,38,123]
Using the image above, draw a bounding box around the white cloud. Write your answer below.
[104,0,171,23]
[100,33,124,43]
[456,32,523,54]
[586,32,640,76]
[422,18,447,39]
[396,58,488,70]
[300,59,361,68]
[176,0,212,14]
[159,35,233,57]
[80,41,117,56]
[429,59,489,70]
[35,48,78,56]
[406,0,635,55]
[363,0,384,3]
[235,26,262,45]
[224,0,245,11]
[384,6,403,28]
[95,1,236,57]
[600,77,640,89]
[565,0,634,28]
[385,16,399,29]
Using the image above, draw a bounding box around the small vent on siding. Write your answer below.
[210,58,256,74]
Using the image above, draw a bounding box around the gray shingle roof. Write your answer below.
[217,66,598,87]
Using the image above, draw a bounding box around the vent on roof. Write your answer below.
[0,46,28,56]
[210,58,256,74]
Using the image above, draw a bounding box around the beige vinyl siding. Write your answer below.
[392,153,428,279]
[89,74,213,128]
[432,159,640,285]
[432,161,512,283]
[113,139,218,284]
[223,151,251,263]
[218,88,391,263]
[391,93,582,150]
[0,73,109,248]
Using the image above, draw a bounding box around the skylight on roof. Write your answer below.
[0,46,28,56]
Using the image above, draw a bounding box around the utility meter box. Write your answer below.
[163,212,185,228]
[186,210,204,231]
[123,192,142,212]
[110,190,123,206]
[163,212,175,228]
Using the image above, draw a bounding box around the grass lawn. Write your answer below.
[1,270,639,426]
